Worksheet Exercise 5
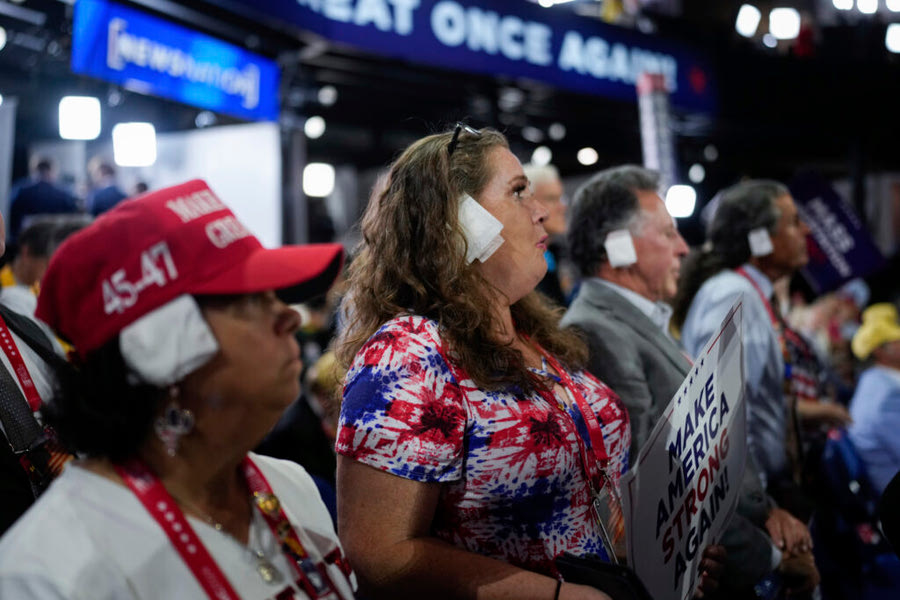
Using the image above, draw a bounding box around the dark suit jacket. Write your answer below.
[8,179,80,242]
[88,184,127,216]
[562,278,775,591]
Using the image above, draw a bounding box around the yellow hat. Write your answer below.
[851,303,900,360]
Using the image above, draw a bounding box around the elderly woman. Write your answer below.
[334,126,635,600]
[0,180,355,600]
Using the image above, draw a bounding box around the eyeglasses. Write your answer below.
[447,122,481,157]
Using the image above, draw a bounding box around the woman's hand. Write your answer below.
[765,507,812,555]
[693,544,726,598]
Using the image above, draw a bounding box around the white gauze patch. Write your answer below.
[747,227,774,257]
[458,194,504,264]
[604,229,638,267]
[120,294,220,387]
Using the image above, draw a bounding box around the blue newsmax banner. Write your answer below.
[217,0,715,112]
[71,0,280,121]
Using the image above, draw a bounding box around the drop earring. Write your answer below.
[154,386,194,457]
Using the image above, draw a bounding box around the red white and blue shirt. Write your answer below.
[336,316,630,575]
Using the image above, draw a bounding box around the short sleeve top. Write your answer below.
[336,315,630,575]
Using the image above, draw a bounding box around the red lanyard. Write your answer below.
[520,338,612,494]
[735,267,792,368]
[115,457,349,600]
[0,315,42,412]
[538,351,611,468]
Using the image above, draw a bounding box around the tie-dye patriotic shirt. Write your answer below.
[336,315,630,575]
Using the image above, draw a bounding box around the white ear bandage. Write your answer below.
[604,229,638,267]
[747,227,774,257]
[458,194,504,264]
[120,294,220,387]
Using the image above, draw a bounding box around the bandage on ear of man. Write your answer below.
[604,229,638,267]
[747,227,774,257]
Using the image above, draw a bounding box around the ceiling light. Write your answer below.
[522,126,543,143]
[665,185,697,218]
[317,85,338,106]
[703,144,719,162]
[195,111,217,128]
[736,5,761,38]
[59,96,101,140]
[688,163,706,184]
[0,27,7,52]
[858,0,878,14]
[303,163,335,197]
[769,8,800,40]
[762,33,778,48]
[833,0,854,9]
[531,146,552,167]
[304,115,326,139]
[548,123,566,141]
[577,147,599,166]
[888,0,900,11]
[887,23,900,52]
[112,122,157,167]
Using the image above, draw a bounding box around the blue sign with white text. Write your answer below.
[211,0,715,112]
[791,172,885,294]
[71,0,280,121]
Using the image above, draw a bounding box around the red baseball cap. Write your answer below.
[36,179,344,357]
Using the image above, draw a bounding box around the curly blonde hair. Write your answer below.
[337,127,586,392]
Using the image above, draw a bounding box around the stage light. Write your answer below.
[59,96,101,140]
[769,8,800,40]
[303,163,335,197]
[736,5,761,38]
[531,146,552,166]
[665,185,697,218]
[304,115,326,139]
[577,147,599,166]
[112,122,157,167]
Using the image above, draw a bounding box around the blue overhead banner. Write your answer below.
[214,0,715,112]
[71,0,280,121]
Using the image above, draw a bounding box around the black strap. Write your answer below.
[0,303,68,371]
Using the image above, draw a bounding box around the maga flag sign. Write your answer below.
[621,299,747,600]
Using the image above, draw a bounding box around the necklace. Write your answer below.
[171,493,284,586]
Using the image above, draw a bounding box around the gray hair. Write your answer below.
[567,165,660,276]
[707,179,787,263]
[672,179,789,330]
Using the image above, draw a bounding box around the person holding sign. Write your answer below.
[0,180,356,600]
[673,180,819,595]
[335,125,631,599]
[562,166,812,597]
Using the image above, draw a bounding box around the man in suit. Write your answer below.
[86,157,127,216]
[561,165,819,598]
[7,156,79,245]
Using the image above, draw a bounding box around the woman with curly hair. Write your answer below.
[334,125,632,600]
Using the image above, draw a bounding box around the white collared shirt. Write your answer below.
[597,279,674,338]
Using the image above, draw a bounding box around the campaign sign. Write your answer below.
[71,0,280,121]
[621,299,747,600]
[790,172,884,294]
[211,0,715,112]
